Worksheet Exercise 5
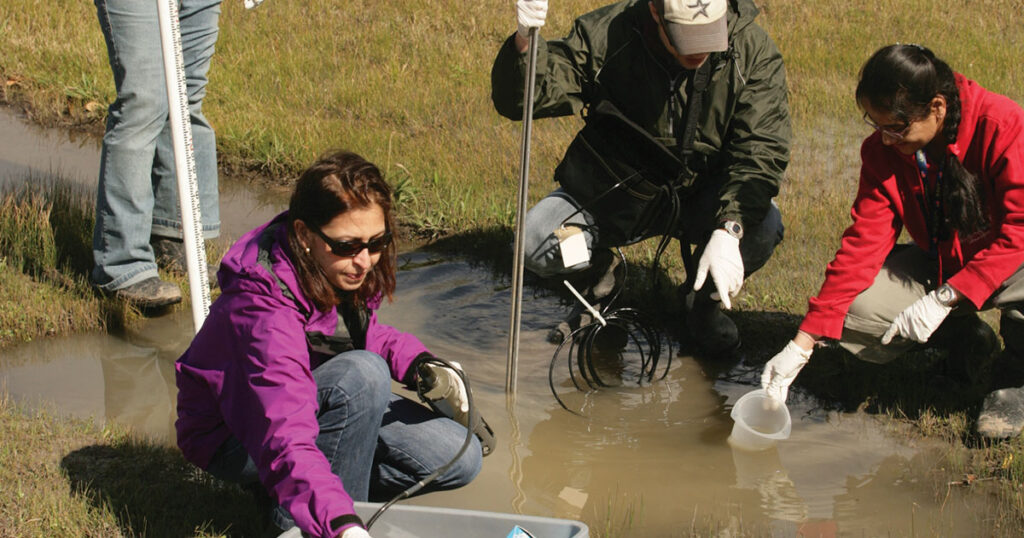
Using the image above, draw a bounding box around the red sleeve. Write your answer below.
[948,108,1024,306]
[800,141,902,339]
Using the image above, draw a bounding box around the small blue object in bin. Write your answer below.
[354,501,588,538]
[507,525,535,538]
[505,524,536,536]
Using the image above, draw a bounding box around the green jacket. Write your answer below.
[491,0,791,231]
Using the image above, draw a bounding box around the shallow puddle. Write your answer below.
[0,252,995,535]
[0,106,998,535]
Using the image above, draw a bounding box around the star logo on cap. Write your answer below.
[688,0,711,18]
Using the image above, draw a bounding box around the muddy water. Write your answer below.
[0,107,286,242]
[0,107,996,535]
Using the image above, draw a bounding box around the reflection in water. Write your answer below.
[0,243,992,534]
[0,313,194,443]
[0,106,287,241]
[0,107,101,187]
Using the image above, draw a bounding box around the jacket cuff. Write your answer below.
[330,514,365,536]
[402,352,434,388]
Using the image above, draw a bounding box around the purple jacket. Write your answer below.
[175,212,428,537]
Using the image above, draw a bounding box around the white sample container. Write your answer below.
[728,389,792,450]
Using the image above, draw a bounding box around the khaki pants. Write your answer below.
[840,244,1024,363]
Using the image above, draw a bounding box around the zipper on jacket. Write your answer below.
[729,48,746,86]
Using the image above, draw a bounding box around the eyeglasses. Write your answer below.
[311,226,392,257]
[863,112,911,141]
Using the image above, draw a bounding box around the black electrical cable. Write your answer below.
[365,356,476,530]
[548,250,673,415]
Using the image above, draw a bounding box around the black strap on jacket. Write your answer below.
[647,58,714,287]
[679,60,712,158]
[256,222,369,357]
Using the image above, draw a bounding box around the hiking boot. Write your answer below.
[929,314,998,384]
[113,276,182,309]
[546,249,623,344]
[682,287,740,357]
[976,386,1024,439]
[151,235,218,287]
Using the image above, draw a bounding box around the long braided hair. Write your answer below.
[855,44,989,236]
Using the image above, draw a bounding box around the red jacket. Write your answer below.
[801,75,1024,339]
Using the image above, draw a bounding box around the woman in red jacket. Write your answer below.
[759,44,1024,439]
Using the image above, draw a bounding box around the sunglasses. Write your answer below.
[311,226,392,257]
[862,112,911,141]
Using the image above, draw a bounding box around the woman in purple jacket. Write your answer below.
[175,151,482,538]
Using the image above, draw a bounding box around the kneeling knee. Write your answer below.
[317,351,392,408]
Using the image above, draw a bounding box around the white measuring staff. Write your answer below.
[156,0,211,332]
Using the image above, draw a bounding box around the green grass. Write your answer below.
[0,176,228,348]
[0,395,263,537]
[0,179,106,348]
[3,0,1024,535]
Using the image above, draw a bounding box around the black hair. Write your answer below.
[856,44,989,237]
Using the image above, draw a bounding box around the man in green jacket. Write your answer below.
[492,0,791,356]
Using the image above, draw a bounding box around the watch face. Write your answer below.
[721,221,743,238]
[938,286,955,304]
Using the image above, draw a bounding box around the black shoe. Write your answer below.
[930,314,998,385]
[546,250,624,345]
[547,303,596,344]
[977,386,1024,439]
[682,288,740,357]
[151,235,218,287]
[112,277,182,309]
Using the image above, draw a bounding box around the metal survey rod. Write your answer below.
[506,28,540,394]
[156,0,211,333]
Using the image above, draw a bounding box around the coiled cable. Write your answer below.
[548,250,673,415]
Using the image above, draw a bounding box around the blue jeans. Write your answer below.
[524,187,784,278]
[92,0,222,291]
[205,351,482,529]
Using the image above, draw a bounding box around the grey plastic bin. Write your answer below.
[352,501,589,538]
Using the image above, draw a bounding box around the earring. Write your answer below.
[304,247,310,254]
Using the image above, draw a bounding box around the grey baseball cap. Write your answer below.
[661,0,728,55]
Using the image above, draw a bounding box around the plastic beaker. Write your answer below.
[728,389,792,450]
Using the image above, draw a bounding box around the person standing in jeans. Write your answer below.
[92,0,224,307]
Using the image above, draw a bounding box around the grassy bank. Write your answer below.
[3,0,1024,535]
[0,395,264,537]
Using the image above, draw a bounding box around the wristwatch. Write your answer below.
[719,220,743,240]
[935,283,959,307]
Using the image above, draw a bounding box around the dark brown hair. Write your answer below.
[286,150,397,311]
[855,44,989,236]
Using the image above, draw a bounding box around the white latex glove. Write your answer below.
[692,229,745,309]
[340,526,372,538]
[243,0,265,9]
[516,0,548,39]
[418,361,470,427]
[760,340,813,403]
[881,290,953,344]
